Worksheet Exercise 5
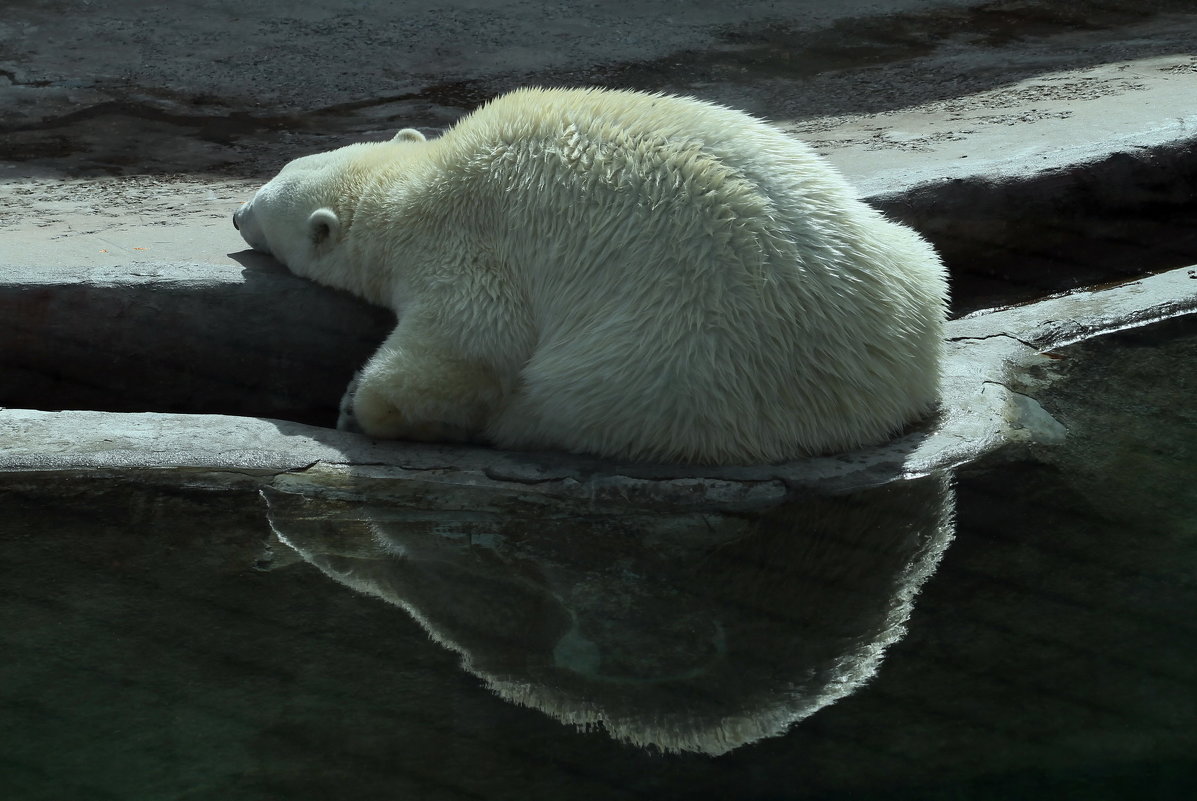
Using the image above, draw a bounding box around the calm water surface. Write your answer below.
[2,318,1194,800]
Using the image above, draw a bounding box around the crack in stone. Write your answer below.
[947,331,1038,349]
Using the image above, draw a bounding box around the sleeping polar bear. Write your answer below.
[234,87,947,465]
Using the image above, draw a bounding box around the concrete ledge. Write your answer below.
[3,264,1194,505]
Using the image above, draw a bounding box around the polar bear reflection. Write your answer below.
[266,474,953,756]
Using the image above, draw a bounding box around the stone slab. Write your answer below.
[2,265,1194,505]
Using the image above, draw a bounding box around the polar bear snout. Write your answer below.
[232,202,270,254]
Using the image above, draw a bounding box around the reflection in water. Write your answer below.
[264,473,955,756]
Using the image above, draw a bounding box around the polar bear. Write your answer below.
[234,87,947,464]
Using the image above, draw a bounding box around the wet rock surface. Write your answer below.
[1018,313,1197,535]
[0,260,394,425]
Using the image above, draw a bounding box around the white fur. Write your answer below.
[235,87,947,464]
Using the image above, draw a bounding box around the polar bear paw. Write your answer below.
[336,371,364,433]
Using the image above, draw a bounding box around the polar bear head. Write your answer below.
[234,128,427,293]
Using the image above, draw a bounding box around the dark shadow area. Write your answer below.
[228,248,292,273]
[872,139,1197,315]
[0,264,393,426]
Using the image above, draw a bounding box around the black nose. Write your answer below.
[232,212,240,231]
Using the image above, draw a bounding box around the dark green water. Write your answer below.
[2,318,1194,800]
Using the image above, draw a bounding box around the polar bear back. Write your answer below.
[390,89,945,463]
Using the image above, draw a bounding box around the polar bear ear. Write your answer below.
[307,208,340,246]
[393,128,426,142]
